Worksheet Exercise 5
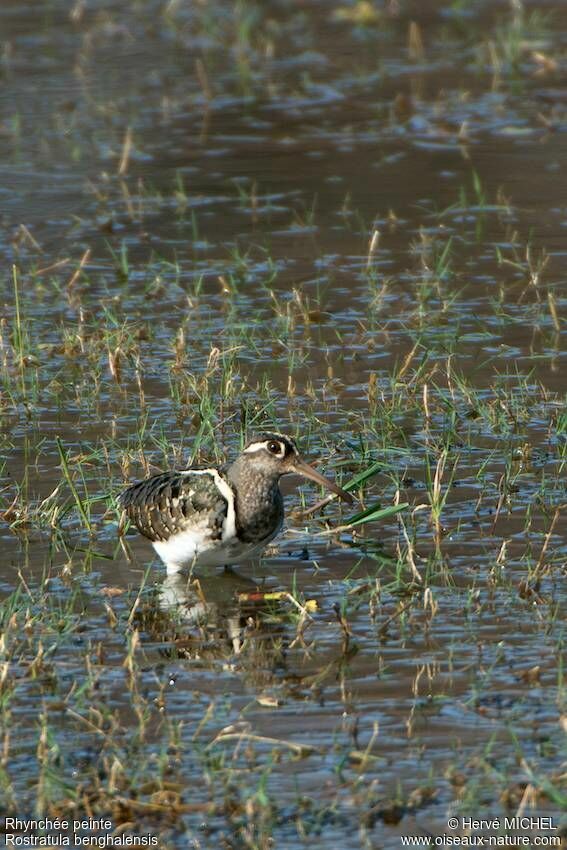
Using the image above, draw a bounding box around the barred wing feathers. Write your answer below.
[119,470,231,543]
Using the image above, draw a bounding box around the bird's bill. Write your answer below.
[293,459,353,504]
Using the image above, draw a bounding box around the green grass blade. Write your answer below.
[341,460,386,492]
[56,437,92,533]
[344,501,409,528]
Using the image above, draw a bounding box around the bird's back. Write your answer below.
[119,469,231,544]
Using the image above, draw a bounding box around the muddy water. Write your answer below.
[1,1,566,847]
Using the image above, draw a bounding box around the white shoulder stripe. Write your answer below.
[211,472,237,542]
[177,468,236,542]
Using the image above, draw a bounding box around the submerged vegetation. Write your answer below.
[0,0,566,847]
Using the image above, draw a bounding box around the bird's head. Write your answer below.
[239,432,353,503]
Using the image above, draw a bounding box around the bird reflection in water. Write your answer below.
[156,567,293,657]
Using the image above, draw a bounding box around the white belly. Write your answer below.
[152,532,269,574]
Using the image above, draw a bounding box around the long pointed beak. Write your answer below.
[293,458,353,504]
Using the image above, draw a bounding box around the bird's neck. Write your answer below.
[226,458,283,543]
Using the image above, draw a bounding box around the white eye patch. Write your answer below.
[243,440,285,458]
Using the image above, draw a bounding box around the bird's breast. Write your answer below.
[235,485,284,544]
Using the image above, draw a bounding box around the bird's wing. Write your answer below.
[118,470,231,543]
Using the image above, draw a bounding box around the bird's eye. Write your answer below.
[267,440,283,455]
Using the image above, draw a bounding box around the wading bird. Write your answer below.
[119,432,352,574]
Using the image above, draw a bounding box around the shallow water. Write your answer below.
[1,1,566,847]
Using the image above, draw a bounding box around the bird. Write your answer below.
[118,431,353,574]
